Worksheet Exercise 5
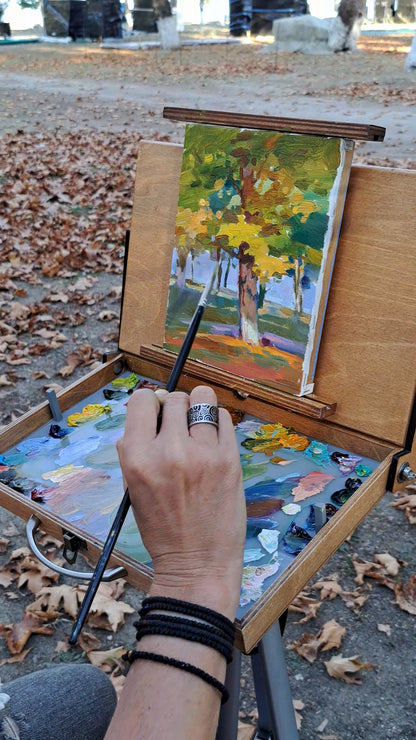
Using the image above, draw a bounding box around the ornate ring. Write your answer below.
[187,403,219,429]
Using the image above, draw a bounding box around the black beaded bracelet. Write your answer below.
[134,618,233,662]
[140,597,235,640]
[122,650,229,704]
[134,613,232,643]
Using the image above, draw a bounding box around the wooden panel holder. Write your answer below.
[163,107,386,141]
[139,345,336,420]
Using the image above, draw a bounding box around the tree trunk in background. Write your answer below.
[152,0,171,18]
[102,0,122,37]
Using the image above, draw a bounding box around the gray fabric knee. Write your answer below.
[1,664,117,740]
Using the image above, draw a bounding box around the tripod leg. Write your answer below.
[215,647,242,740]
[251,621,299,740]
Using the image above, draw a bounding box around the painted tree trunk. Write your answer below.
[238,242,259,345]
[293,257,304,314]
[176,247,187,289]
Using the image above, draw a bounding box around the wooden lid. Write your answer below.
[120,140,416,447]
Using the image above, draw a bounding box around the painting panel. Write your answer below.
[165,123,354,395]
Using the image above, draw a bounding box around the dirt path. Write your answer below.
[0,34,415,740]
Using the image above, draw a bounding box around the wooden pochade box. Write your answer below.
[1,138,415,654]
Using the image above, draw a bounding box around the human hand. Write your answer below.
[117,385,246,620]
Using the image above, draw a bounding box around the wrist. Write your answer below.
[149,574,240,622]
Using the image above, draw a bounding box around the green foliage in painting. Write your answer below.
[174,124,342,343]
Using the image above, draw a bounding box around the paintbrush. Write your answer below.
[69,263,219,644]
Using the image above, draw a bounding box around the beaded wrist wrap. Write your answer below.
[123,650,229,703]
[123,597,236,704]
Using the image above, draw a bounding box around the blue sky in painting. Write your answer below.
[170,249,316,314]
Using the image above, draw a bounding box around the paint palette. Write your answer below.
[0,372,377,618]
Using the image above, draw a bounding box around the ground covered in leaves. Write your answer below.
[0,30,415,740]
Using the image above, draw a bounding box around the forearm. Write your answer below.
[105,583,235,740]
[105,634,226,740]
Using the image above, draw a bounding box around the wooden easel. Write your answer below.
[1,114,415,740]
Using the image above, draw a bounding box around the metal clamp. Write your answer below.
[26,515,127,582]
[397,463,416,483]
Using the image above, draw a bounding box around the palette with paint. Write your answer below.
[0,370,378,615]
[1,118,415,653]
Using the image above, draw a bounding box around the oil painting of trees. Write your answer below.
[165,123,353,395]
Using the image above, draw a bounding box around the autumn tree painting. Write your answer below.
[165,123,353,394]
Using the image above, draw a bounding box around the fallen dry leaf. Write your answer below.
[2,522,20,538]
[287,619,345,663]
[27,583,81,619]
[374,553,400,576]
[312,578,343,601]
[293,699,304,730]
[85,584,134,632]
[0,537,10,553]
[55,639,70,653]
[78,631,101,653]
[324,654,374,684]
[390,491,416,525]
[0,647,32,666]
[338,588,369,614]
[393,575,416,615]
[352,557,395,589]
[0,374,15,387]
[318,619,346,652]
[17,553,61,594]
[377,623,392,636]
[0,612,54,654]
[287,632,320,663]
[87,645,126,672]
[97,310,119,321]
[289,591,322,623]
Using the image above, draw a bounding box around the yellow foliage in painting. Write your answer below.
[217,215,289,279]
[175,207,209,240]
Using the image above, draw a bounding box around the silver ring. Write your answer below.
[187,403,219,429]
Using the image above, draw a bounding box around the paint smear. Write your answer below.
[67,404,112,427]
[292,471,335,502]
[240,558,281,606]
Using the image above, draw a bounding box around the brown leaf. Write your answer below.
[289,591,322,623]
[97,310,118,321]
[339,589,369,614]
[317,619,346,652]
[287,633,320,663]
[293,699,304,731]
[0,612,54,654]
[0,374,15,387]
[393,575,416,615]
[324,654,374,684]
[78,631,101,653]
[87,646,126,672]
[0,536,10,553]
[390,492,416,525]
[55,639,70,653]
[374,552,400,576]
[85,583,134,632]
[352,558,395,589]
[2,522,20,537]
[0,568,18,589]
[313,578,343,600]
[27,583,82,619]
[0,647,32,665]
[46,292,69,304]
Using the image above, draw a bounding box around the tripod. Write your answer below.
[216,613,299,740]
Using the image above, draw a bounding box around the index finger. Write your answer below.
[124,388,161,442]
